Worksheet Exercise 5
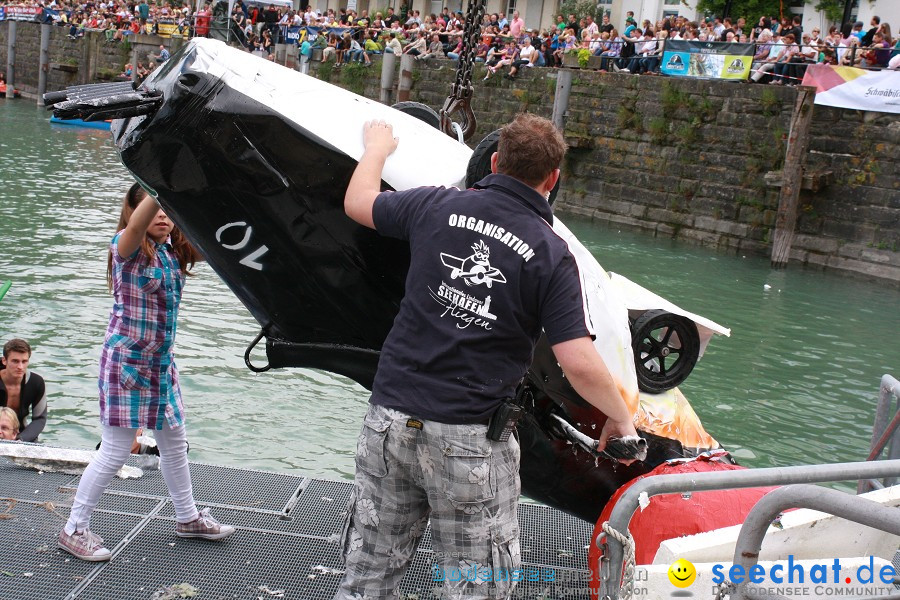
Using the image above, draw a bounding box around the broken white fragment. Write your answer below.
[0,444,142,478]
[638,491,650,511]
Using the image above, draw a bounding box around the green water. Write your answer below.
[1,100,898,481]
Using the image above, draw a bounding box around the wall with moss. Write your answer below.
[0,22,136,95]
[5,19,896,281]
[310,58,898,282]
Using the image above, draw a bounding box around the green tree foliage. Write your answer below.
[814,0,844,24]
[557,0,601,22]
[695,0,788,22]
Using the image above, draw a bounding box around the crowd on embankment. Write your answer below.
[1,3,897,283]
[3,0,899,81]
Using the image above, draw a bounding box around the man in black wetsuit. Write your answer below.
[0,338,48,443]
[333,114,637,600]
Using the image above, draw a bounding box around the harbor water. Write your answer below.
[1,100,898,484]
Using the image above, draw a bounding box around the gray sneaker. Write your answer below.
[175,508,235,540]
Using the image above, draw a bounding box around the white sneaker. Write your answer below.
[621,68,630,73]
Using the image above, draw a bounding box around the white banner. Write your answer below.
[802,64,900,115]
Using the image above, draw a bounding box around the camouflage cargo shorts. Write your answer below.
[333,403,522,600]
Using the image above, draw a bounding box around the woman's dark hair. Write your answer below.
[106,183,200,292]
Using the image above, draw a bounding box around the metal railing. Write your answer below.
[597,458,900,599]
[860,374,900,493]
[728,484,900,600]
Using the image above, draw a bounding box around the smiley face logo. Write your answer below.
[668,558,696,588]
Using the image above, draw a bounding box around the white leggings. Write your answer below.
[64,423,199,534]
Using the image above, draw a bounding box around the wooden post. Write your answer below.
[131,41,139,84]
[397,53,414,102]
[6,21,16,99]
[37,24,51,104]
[551,69,573,132]
[770,87,815,268]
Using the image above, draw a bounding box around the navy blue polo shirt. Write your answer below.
[371,173,593,424]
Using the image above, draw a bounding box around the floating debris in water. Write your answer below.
[311,565,344,575]
[149,583,199,599]
[257,585,285,597]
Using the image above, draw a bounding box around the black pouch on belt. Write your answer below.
[487,401,523,442]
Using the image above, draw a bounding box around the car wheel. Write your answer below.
[631,309,700,393]
[465,129,560,204]
[391,101,441,129]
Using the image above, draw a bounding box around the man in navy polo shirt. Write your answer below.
[335,114,637,600]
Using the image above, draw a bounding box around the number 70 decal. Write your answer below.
[215,221,269,271]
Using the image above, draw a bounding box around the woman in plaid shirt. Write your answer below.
[59,184,235,561]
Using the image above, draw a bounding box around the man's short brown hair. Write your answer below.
[3,338,31,359]
[495,113,566,188]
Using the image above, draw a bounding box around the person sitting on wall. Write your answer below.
[136,61,150,81]
[363,31,383,56]
[154,44,171,63]
[402,30,426,57]
[384,31,402,55]
[416,33,444,62]
[0,339,48,443]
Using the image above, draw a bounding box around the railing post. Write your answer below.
[6,21,16,99]
[771,86,815,267]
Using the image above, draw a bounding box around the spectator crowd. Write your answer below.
[2,0,898,78]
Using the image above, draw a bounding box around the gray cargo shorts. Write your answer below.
[333,403,522,600]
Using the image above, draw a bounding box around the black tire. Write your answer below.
[391,101,441,129]
[464,129,561,204]
[630,309,700,393]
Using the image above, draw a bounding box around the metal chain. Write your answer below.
[601,521,636,600]
[439,0,486,140]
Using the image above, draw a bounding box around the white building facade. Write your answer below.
[601,0,899,37]
[312,0,898,39]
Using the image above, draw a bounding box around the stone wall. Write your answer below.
[0,22,181,96]
[311,59,899,282]
[4,21,897,282]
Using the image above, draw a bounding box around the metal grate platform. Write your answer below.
[0,454,594,600]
